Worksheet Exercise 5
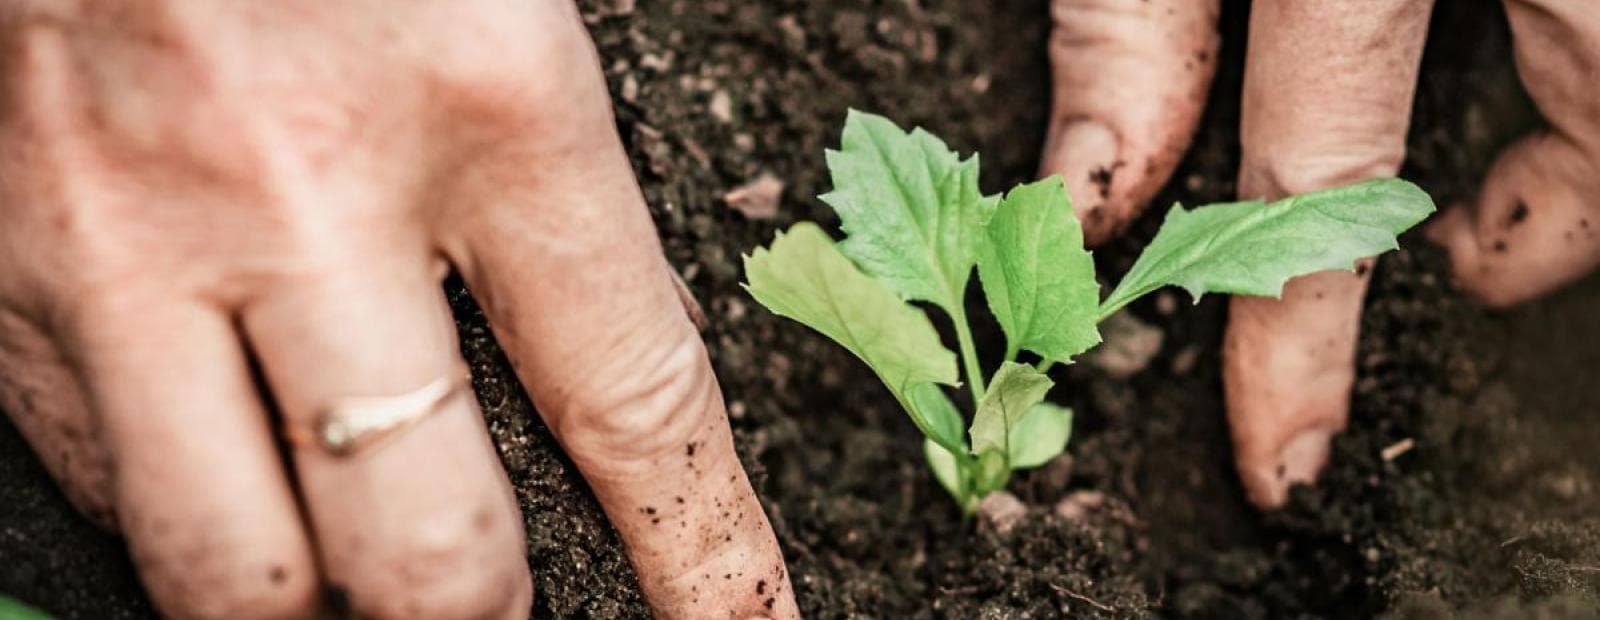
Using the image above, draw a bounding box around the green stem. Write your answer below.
[957,452,979,515]
[950,304,986,403]
[1095,285,1152,324]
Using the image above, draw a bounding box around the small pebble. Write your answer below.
[1085,312,1163,379]
[1170,345,1200,376]
[709,90,734,123]
[620,75,639,103]
[970,73,991,93]
[723,173,785,219]
[776,14,807,53]
[977,491,1028,535]
[1154,291,1178,316]
[724,297,747,321]
[1550,475,1581,499]
[639,52,673,72]
[1054,490,1106,522]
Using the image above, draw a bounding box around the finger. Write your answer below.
[442,17,795,619]
[63,299,320,619]
[0,308,114,527]
[1042,0,1220,245]
[456,154,795,620]
[242,257,531,620]
[1225,265,1371,509]
[1225,0,1434,509]
[1427,0,1600,306]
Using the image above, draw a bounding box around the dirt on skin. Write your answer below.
[2,1,1598,618]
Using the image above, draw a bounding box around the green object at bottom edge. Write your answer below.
[0,595,53,620]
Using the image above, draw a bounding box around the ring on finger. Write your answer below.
[283,369,470,457]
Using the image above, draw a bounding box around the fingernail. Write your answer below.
[668,266,708,332]
[1042,121,1119,234]
[1241,426,1334,510]
[1278,427,1333,488]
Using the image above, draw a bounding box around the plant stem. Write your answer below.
[950,304,986,403]
[1095,290,1145,324]
[957,452,979,515]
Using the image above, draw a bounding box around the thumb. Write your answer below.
[1427,0,1600,306]
[1427,133,1600,306]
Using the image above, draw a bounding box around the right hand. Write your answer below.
[1042,0,1600,508]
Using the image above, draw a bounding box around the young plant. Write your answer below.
[742,111,1434,512]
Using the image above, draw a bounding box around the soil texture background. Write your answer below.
[3,1,1598,618]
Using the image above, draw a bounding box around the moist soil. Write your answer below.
[3,1,1599,618]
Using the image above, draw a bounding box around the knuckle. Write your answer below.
[344,503,529,620]
[1243,143,1406,198]
[432,8,608,137]
[1241,109,1409,197]
[48,284,157,343]
[555,326,718,468]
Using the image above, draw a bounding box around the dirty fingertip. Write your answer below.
[1238,459,1289,510]
[1278,427,1334,488]
[1041,119,1120,244]
[1239,426,1334,510]
[1426,204,1510,303]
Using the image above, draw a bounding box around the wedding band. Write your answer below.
[285,370,471,457]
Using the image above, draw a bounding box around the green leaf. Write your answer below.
[968,362,1054,459]
[977,176,1102,363]
[1008,403,1073,470]
[743,223,962,451]
[924,438,968,505]
[1100,178,1436,317]
[821,110,998,314]
[0,595,53,620]
[908,383,967,455]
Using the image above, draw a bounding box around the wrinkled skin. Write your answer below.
[0,1,795,618]
[1044,0,1600,507]
[6,0,1596,616]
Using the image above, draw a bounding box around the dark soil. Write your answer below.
[3,1,1598,618]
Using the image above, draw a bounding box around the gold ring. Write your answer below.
[284,370,470,457]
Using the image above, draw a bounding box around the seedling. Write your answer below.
[742,111,1434,512]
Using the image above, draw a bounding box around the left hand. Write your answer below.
[0,2,796,617]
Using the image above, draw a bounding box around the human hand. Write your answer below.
[1041,0,1600,507]
[0,1,795,618]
